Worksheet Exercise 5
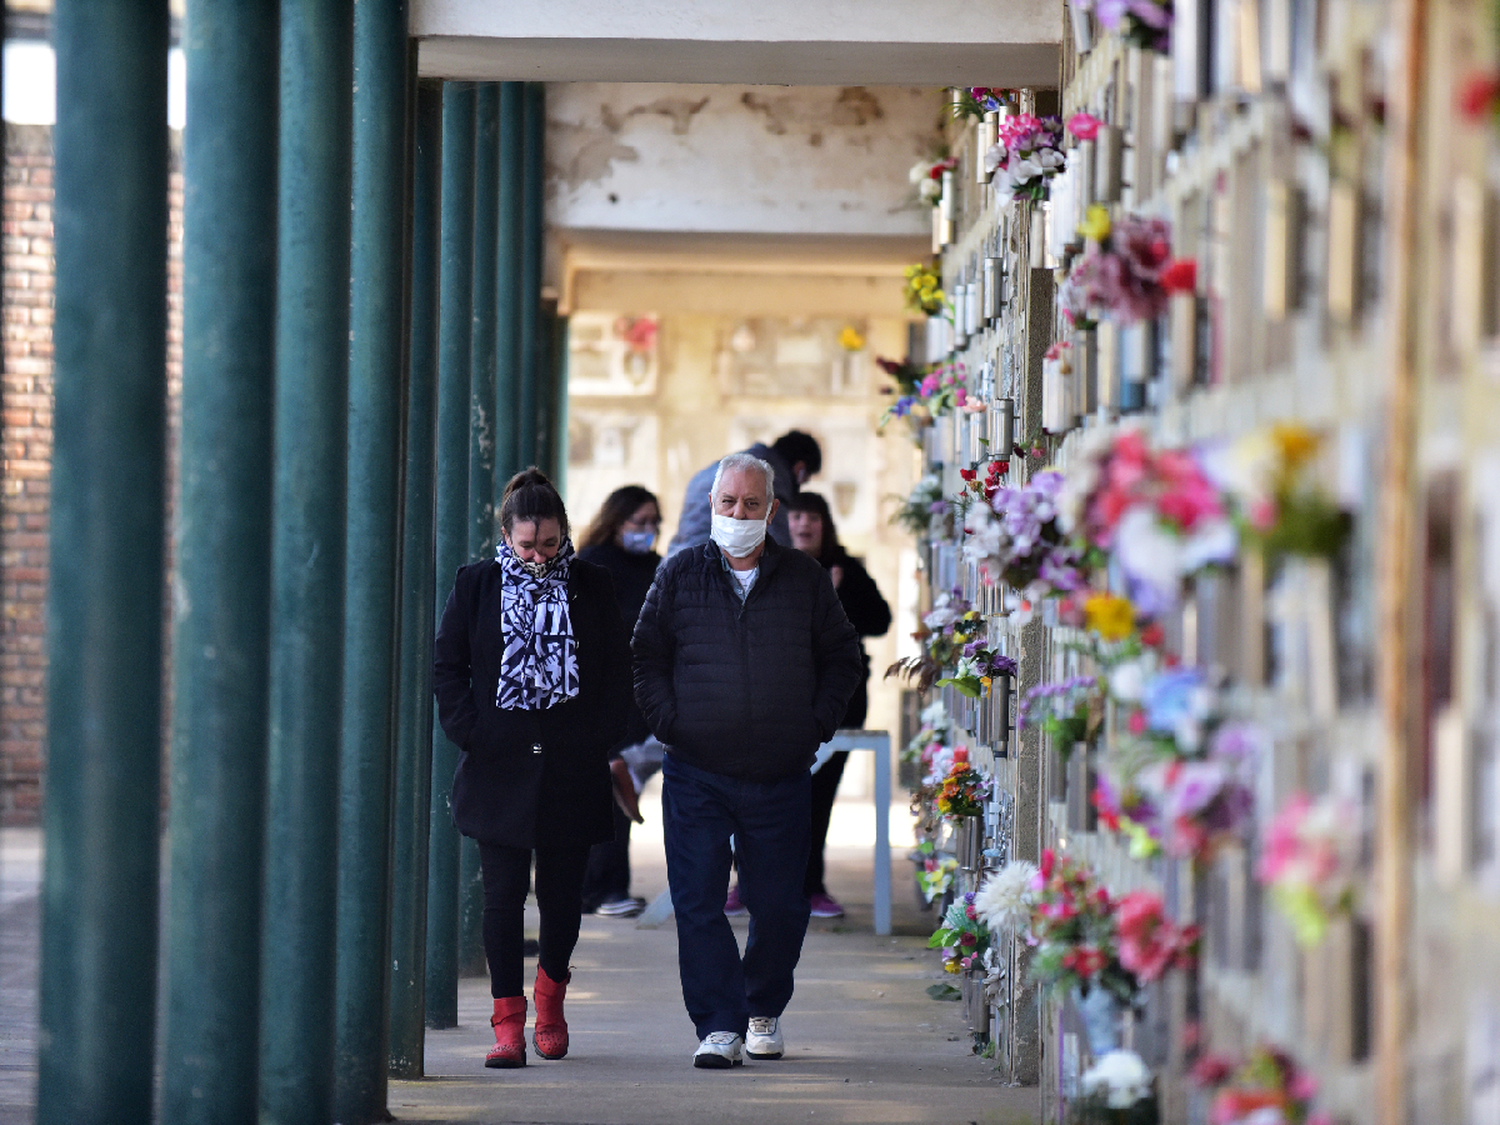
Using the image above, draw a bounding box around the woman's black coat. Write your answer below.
[578,540,660,752]
[433,557,632,850]
[822,546,892,729]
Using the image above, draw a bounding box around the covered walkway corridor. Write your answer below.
[16,2,1055,1124]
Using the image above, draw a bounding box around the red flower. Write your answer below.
[1039,849,1055,879]
[1190,1052,1236,1086]
[959,467,977,481]
[1460,72,1500,121]
[1067,112,1103,140]
[1139,622,1165,648]
[1161,257,1198,293]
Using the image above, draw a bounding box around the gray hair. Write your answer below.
[710,451,775,506]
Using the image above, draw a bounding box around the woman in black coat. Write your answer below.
[433,468,632,1069]
[785,491,891,918]
[576,484,664,917]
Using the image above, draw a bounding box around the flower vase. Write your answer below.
[1072,984,1125,1059]
[954,815,984,872]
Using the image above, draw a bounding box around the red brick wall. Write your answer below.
[0,124,184,826]
[2,124,55,826]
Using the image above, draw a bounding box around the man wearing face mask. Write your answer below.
[664,430,822,557]
[632,452,862,1070]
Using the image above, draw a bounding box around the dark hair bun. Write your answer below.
[499,466,569,538]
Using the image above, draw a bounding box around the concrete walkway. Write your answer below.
[0,790,1042,1125]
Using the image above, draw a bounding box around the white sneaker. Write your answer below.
[693,1031,744,1069]
[745,1016,784,1060]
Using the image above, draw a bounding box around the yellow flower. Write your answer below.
[1271,423,1320,470]
[1078,204,1112,243]
[838,326,866,352]
[944,959,962,974]
[1084,593,1135,641]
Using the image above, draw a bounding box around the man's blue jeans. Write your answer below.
[661,754,812,1040]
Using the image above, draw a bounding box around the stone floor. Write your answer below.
[0,789,1041,1125]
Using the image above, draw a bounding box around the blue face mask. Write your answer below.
[621,529,656,555]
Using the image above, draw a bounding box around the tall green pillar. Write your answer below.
[426,81,476,1030]
[389,74,442,1081]
[547,306,571,487]
[458,83,501,980]
[517,82,546,468]
[335,1,409,1120]
[261,1,353,1121]
[494,81,524,492]
[160,3,277,1123]
[38,5,168,1123]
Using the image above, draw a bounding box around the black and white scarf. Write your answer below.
[495,540,579,711]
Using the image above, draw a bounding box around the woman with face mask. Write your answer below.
[433,468,633,1069]
[576,485,666,917]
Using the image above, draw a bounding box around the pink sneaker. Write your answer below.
[724,884,747,916]
[808,891,844,918]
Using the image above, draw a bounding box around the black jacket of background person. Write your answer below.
[820,547,892,730]
[631,537,863,782]
[433,557,632,849]
[578,539,660,751]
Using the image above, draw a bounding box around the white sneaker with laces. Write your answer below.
[693,1031,744,1069]
[746,1016,784,1060]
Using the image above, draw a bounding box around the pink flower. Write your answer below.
[920,373,940,396]
[1068,112,1104,140]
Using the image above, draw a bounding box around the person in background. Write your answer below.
[577,485,666,918]
[633,451,863,1069]
[784,491,891,918]
[665,430,822,557]
[433,468,632,1069]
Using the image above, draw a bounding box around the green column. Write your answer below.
[389,74,442,1081]
[459,83,500,981]
[493,81,523,492]
[261,0,353,1121]
[426,81,475,1030]
[533,298,557,476]
[548,308,571,487]
[160,3,277,1123]
[335,1,409,1120]
[38,5,168,1123]
[517,81,546,467]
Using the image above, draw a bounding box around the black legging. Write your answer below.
[478,842,591,998]
[805,750,849,897]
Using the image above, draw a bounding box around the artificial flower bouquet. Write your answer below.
[1256,792,1360,947]
[887,589,983,692]
[937,641,1017,699]
[1020,674,1103,760]
[1203,423,1353,563]
[913,839,958,903]
[963,469,1094,598]
[936,748,992,819]
[875,354,931,397]
[1095,665,1262,862]
[929,889,991,973]
[891,473,949,538]
[1027,850,1140,1005]
[1074,1049,1161,1124]
[1061,207,1192,328]
[903,260,948,315]
[880,362,969,429]
[1056,427,1237,616]
[986,113,1067,201]
[1076,0,1173,53]
[1191,1045,1332,1125]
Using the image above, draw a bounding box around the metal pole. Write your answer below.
[517,81,545,468]
[38,5,168,1123]
[261,0,353,1120]
[493,82,523,498]
[457,83,500,980]
[160,3,277,1123]
[389,74,442,1081]
[335,1,409,1120]
[425,81,475,1030]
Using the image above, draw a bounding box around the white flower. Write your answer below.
[984,143,1005,174]
[920,699,950,730]
[1241,1110,1289,1125]
[909,160,933,184]
[973,861,1039,932]
[1081,1049,1153,1109]
[919,177,942,202]
[1012,156,1043,183]
[1109,655,1155,703]
[923,592,963,631]
[1180,515,1238,571]
[1114,506,1186,609]
[962,505,1003,568]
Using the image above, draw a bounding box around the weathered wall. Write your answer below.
[547,83,939,241]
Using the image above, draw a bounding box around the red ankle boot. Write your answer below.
[486,996,527,1068]
[532,966,570,1060]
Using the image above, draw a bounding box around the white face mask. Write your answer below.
[711,512,768,558]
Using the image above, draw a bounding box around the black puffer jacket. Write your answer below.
[433,557,632,849]
[632,537,863,782]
